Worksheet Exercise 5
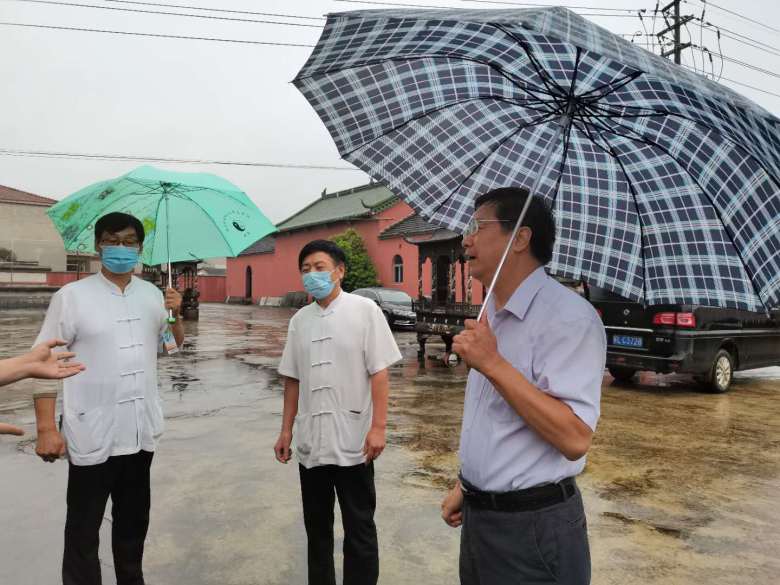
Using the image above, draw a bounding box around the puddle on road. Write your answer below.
[1,303,779,584]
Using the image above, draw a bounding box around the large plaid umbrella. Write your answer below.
[294,7,780,312]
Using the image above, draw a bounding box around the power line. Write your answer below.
[0,21,317,46]
[102,0,325,21]
[690,45,780,80]
[0,148,362,171]
[8,0,324,28]
[695,21,780,59]
[696,17,780,56]
[454,0,644,12]
[678,64,780,100]
[687,0,780,35]
[332,0,652,16]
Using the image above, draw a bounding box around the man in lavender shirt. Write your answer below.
[441,187,606,585]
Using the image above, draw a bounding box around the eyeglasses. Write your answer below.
[100,238,140,248]
[461,218,513,237]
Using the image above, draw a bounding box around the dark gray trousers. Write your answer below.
[460,487,590,585]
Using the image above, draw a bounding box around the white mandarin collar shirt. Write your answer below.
[459,267,606,492]
[35,272,169,466]
[279,291,402,469]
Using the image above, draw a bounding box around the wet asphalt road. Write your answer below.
[0,304,778,585]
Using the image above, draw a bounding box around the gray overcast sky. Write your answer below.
[1,0,779,223]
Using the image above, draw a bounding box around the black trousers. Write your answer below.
[460,485,591,585]
[299,462,379,585]
[63,450,154,585]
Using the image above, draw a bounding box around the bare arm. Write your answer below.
[364,369,389,462]
[170,317,185,347]
[0,356,37,387]
[0,340,84,386]
[281,376,300,435]
[274,376,299,463]
[369,369,389,432]
[34,396,66,462]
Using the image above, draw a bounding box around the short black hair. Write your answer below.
[298,239,347,270]
[94,212,145,243]
[474,187,556,265]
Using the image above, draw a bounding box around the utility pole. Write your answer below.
[656,0,694,64]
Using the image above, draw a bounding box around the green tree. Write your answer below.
[0,248,16,262]
[330,228,379,292]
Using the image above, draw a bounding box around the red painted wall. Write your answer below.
[198,275,226,303]
[227,200,485,305]
[46,272,90,287]
[46,271,227,304]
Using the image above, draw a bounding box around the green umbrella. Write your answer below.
[48,165,277,319]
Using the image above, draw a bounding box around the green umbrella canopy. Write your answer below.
[48,165,276,266]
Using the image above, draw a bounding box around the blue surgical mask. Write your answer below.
[101,245,139,274]
[302,270,335,300]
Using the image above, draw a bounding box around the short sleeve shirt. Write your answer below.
[34,272,169,466]
[459,267,606,491]
[278,291,402,468]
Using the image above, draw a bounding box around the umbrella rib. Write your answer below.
[342,96,552,158]
[548,48,581,210]
[567,48,582,101]
[578,71,643,103]
[296,55,559,102]
[588,102,780,185]
[148,193,168,267]
[588,116,768,311]
[177,193,243,257]
[61,187,158,248]
[125,177,163,194]
[427,110,560,218]
[573,114,648,304]
[492,24,566,101]
[547,117,573,211]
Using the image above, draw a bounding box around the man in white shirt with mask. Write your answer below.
[274,239,402,585]
[34,212,183,585]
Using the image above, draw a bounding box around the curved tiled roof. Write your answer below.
[239,235,276,256]
[276,183,396,232]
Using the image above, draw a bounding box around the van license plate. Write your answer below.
[613,335,643,348]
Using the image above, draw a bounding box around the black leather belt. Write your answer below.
[461,476,577,512]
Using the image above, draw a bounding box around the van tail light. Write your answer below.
[652,312,696,328]
[652,312,676,326]
[596,308,603,319]
[675,312,696,328]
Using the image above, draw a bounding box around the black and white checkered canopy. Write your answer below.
[295,7,780,311]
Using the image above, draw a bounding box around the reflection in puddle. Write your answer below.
[1,304,779,584]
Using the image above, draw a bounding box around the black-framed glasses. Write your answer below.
[99,238,140,248]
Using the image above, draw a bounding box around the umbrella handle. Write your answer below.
[166,260,177,324]
[164,194,177,324]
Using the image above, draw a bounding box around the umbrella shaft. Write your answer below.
[476,113,571,322]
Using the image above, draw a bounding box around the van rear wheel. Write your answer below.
[608,366,637,384]
[701,349,734,393]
